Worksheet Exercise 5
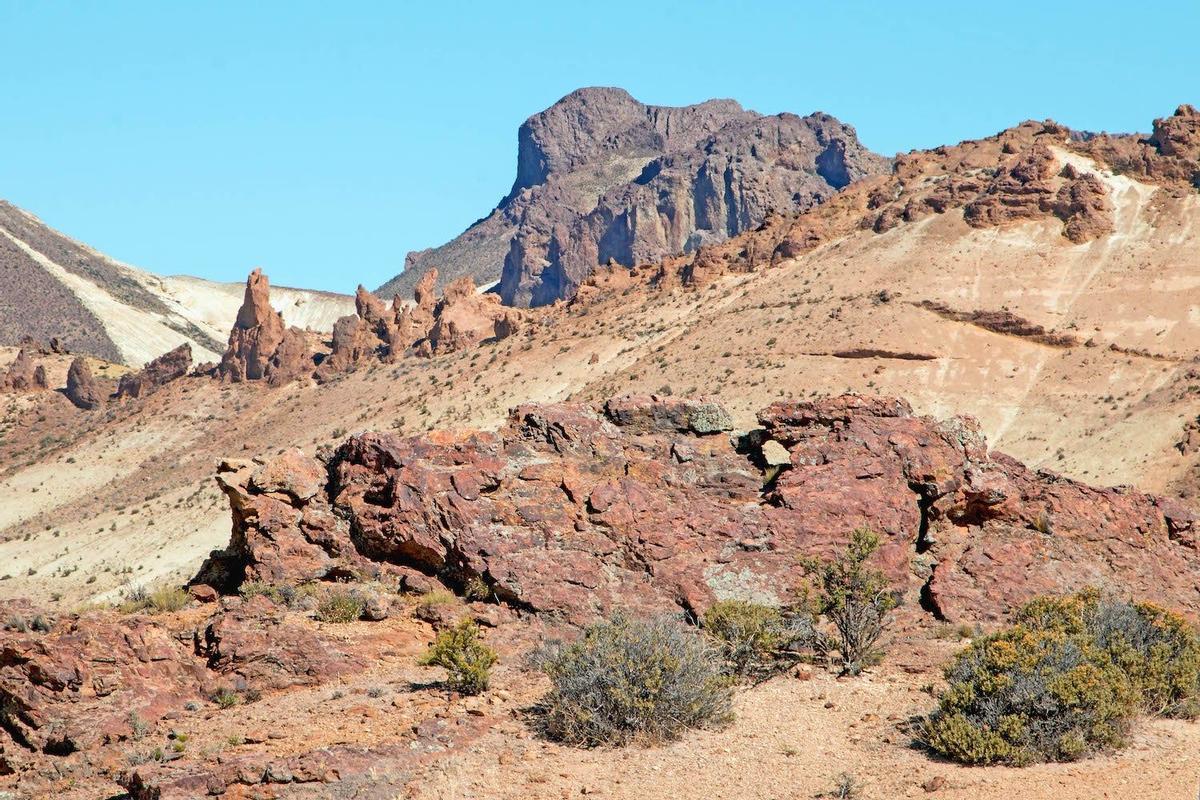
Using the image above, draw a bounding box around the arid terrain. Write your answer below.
[2,99,1200,799]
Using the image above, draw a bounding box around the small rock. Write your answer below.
[922,776,948,793]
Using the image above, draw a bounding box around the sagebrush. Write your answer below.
[537,614,733,746]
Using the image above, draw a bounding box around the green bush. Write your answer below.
[537,615,733,746]
[417,619,497,695]
[315,589,365,623]
[702,599,814,678]
[923,590,1200,765]
[805,528,898,675]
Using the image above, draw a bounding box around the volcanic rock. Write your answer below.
[0,348,48,392]
[115,343,192,399]
[218,269,311,385]
[204,393,1200,626]
[64,356,102,409]
[378,87,887,307]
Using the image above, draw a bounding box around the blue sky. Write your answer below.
[1,1,1196,293]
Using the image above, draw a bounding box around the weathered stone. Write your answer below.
[65,356,102,409]
[116,344,192,399]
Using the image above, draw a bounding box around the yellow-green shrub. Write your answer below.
[702,600,814,678]
[417,619,497,695]
[924,589,1200,765]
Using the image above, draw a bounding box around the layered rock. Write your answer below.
[961,144,1114,242]
[377,87,887,306]
[218,269,312,385]
[1080,103,1200,188]
[64,356,102,409]
[115,343,192,399]
[199,394,1200,626]
[0,348,47,392]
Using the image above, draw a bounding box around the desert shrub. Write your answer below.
[461,575,491,601]
[537,614,733,746]
[805,528,898,675]
[923,590,1200,765]
[1015,589,1200,718]
[315,589,365,623]
[209,687,241,709]
[702,599,815,678]
[239,581,282,603]
[119,584,189,614]
[417,619,497,695]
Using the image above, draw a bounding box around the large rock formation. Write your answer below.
[318,271,524,377]
[64,356,102,410]
[217,269,312,386]
[377,87,887,306]
[115,343,192,399]
[199,394,1199,626]
[0,348,47,393]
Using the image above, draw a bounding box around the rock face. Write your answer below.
[217,269,312,385]
[962,144,1114,242]
[377,87,887,306]
[0,597,358,781]
[0,348,47,392]
[116,344,192,399]
[200,394,1200,626]
[1081,103,1200,188]
[64,356,102,409]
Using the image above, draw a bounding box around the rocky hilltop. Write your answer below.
[0,200,353,366]
[378,87,887,305]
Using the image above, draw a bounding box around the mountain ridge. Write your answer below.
[376,87,887,305]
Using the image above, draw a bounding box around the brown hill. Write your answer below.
[2,105,1200,610]
[1,104,1200,800]
[377,87,886,305]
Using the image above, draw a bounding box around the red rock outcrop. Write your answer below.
[0,596,361,782]
[1080,104,1200,188]
[0,349,47,392]
[115,344,192,399]
[201,394,1200,626]
[417,276,521,356]
[218,269,312,385]
[64,356,102,409]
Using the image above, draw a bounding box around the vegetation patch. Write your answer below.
[417,619,497,695]
[923,589,1200,765]
[537,614,733,746]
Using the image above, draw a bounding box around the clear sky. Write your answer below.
[1,1,1196,293]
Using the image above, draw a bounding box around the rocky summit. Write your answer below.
[378,87,887,306]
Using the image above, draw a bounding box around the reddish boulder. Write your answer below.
[0,348,48,392]
[208,393,1200,626]
[116,343,192,399]
[416,276,521,356]
[65,357,102,409]
[218,269,311,385]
